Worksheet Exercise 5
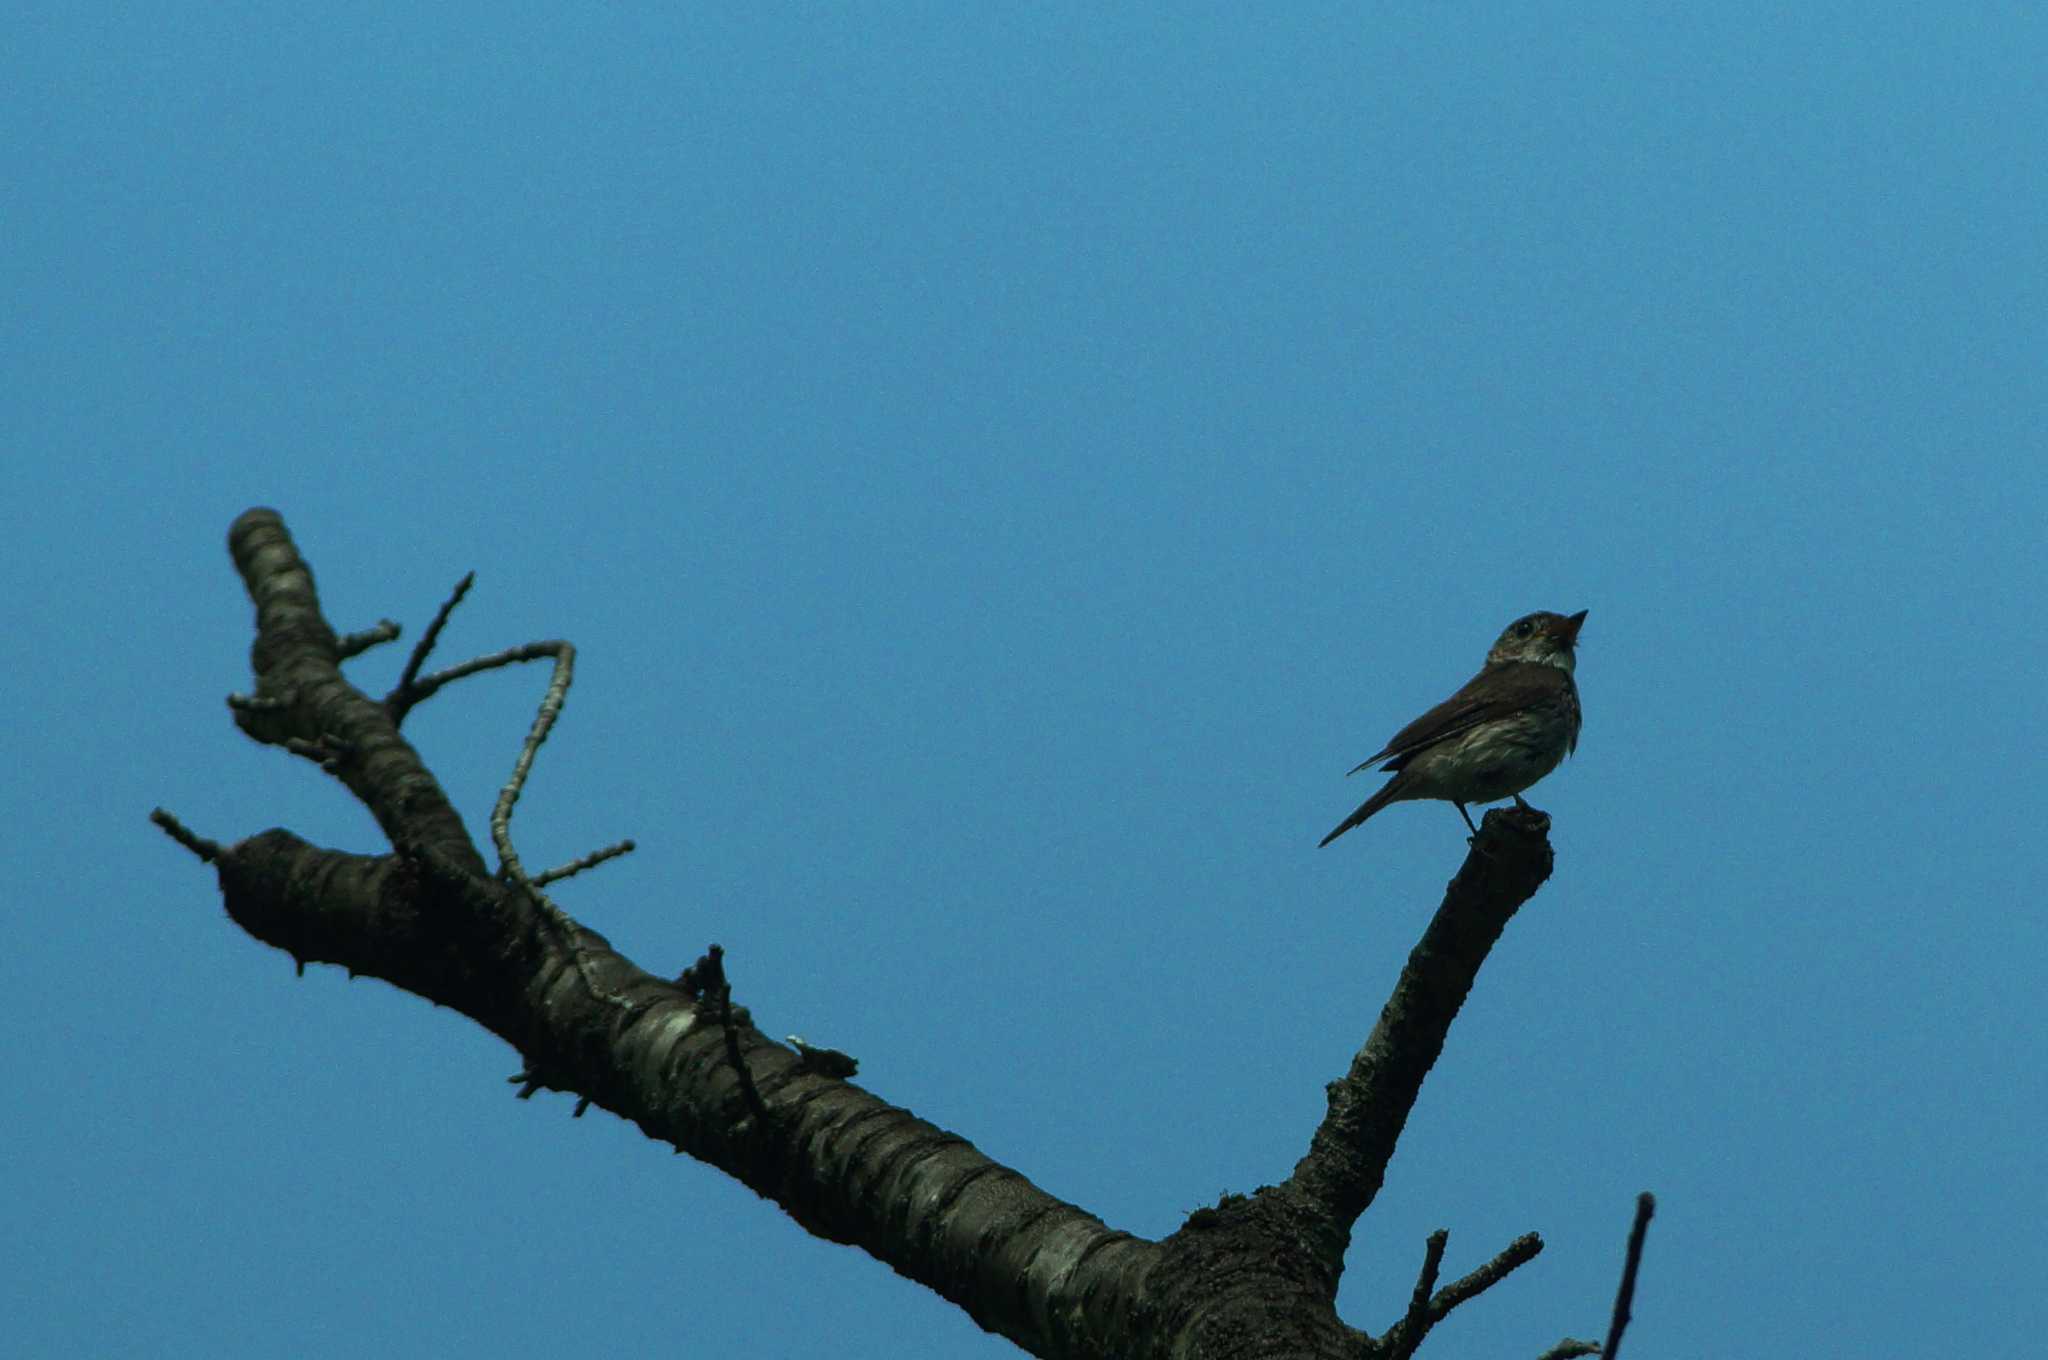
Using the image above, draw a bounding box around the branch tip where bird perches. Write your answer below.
[1287,821,1555,1268]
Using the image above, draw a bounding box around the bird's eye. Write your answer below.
[1513,620,1534,638]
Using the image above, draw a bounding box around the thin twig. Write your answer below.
[336,618,401,659]
[473,639,632,1010]
[1374,1228,1543,1357]
[721,988,770,1127]
[392,640,563,717]
[150,808,221,862]
[1387,1230,1448,1360]
[1603,1193,1656,1360]
[388,572,475,718]
[391,625,614,1002]
[490,640,573,887]
[1430,1231,1543,1316]
[687,946,770,1126]
[1535,1341,1600,1360]
[532,839,637,888]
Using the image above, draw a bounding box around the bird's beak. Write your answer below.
[1561,609,1588,644]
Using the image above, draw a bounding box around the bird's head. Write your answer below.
[1485,609,1587,672]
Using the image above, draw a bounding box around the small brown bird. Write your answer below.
[1319,610,1586,847]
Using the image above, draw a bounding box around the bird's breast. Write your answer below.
[1407,705,1575,802]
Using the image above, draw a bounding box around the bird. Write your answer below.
[1319,609,1586,847]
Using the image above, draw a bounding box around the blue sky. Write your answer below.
[8,5,2047,1356]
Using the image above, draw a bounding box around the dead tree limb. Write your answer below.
[158,507,1597,1359]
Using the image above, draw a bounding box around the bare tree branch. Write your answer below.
[1602,1193,1656,1360]
[1431,1231,1545,1317]
[680,945,771,1128]
[337,618,401,658]
[1386,1229,1447,1360]
[389,571,474,716]
[1373,1230,1544,1358]
[225,509,485,873]
[486,638,574,887]
[390,640,567,719]
[1286,805,1557,1275]
[164,508,1603,1360]
[1536,1340,1600,1360]
[150,807,221,863]
[532,839,636,888]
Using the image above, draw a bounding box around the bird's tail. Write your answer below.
[1318,775,1409,848]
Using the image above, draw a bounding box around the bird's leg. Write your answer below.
[1455,802,1479,835]
[1511,794,1531,810]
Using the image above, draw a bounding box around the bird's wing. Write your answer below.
[1345,663,1568,774]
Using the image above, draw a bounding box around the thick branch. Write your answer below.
[210,823,1154,1355]
[1287,808,1556,1268]
[206,512,1162,1357]
[178,509,1582,1360]
[226,508,485,874]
